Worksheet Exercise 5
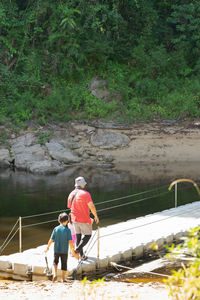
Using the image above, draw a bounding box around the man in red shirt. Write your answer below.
[67,176,99,260]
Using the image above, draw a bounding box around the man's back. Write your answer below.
[68,189,93,223]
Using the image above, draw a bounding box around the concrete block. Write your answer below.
[99,257,109,269]
[76,265,82,275]
[143,241,154,253]
[121,249,132,261]
[174,232,184,241]
[82,261,96,272]
[0,271,13,279]
[32,274,50,281]
[156,238,165,249]
[108,253,122,263]
[0,260,12,271]
[32,265,47,275]
[165,235,174,245]
[68,265,82,276]
[12,273,31,281]
[13,263,30,276]
[132,245,144,259]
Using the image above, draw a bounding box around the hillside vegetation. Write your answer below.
[1,0,200,127]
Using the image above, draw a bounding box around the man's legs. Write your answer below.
[74,223,92,259]
[76,233,82,256]
[76,234,91,257]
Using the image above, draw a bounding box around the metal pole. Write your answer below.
[97,226,100,269]
[19,217,22,253]
[175,183,177,208]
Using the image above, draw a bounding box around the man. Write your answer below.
[67,176,99,260]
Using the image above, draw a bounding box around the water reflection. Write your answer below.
[0,167,199,255]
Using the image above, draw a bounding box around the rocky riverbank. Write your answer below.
[0,120,200,183]
[0,121,130,175]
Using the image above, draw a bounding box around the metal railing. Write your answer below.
[1,179,199,255]
[168,178,200,207]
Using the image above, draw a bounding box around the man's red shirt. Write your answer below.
[68,188,93,224]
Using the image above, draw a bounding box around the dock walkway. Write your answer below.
[0,201,200,281]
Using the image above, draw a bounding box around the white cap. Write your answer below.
[75,176,87,187]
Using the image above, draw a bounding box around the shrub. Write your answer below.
[165,227,200,300]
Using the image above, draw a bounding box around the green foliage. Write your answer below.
[37,131,52,145]
[1,0,200,124]
[168,2,200,66]
[165,227,200,300]
[0,129,8,145]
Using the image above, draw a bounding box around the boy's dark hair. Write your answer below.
[58,212,68,223]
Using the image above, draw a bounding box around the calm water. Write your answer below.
[0,168,199,255]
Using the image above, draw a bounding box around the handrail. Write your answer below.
[168,178,200,196]
[0,181,198,254]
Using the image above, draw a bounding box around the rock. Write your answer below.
[13,145,47,171]
[87,126,95,134]
[12,133,37,148]
[71,123,88,132]
[104,153,114,162]
[73,136,82,142]
[91,129,130,149]
[105,273,116,280]
[82,152,90,159]
[89,121,131,130]
[29,161,64,174]
[0,149,11,168]
[96,163,114,169]
[85,150,96,157]
[11,133,42,171]
[45,141,81,164]
[50,134,81,150]
[82,161,114,169]
[88,76,111,102]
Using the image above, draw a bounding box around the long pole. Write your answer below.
[19,216,22,253]
[175,183,177,208]
[97,226,100,269]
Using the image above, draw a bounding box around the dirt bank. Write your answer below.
[0,278,170,300]
[110,120,200,182]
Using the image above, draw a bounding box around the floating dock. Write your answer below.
[0,201,200,281]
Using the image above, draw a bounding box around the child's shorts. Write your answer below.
[54,253,68,270]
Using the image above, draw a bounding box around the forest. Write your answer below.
[1,0,200,126]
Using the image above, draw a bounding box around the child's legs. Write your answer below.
[60,254,68,280]
[53,253,59,277]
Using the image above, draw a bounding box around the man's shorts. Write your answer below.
[53,253,68,270]
[73,222,92,235]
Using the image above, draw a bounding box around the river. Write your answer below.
[0,167,199,255]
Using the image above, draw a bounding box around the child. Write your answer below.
[45,212,79,282]
[68,213,76,247]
